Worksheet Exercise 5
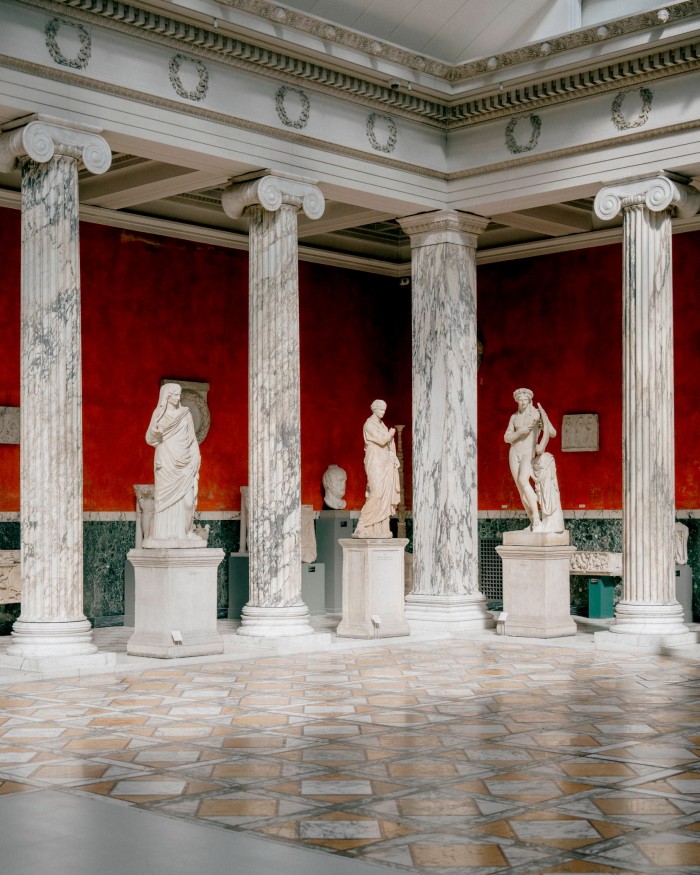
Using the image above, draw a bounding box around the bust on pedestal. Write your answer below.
[127,384,224,658]
[337,400,409,638]
[497,389,576,638]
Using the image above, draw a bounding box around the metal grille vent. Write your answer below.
[479,537,503,602]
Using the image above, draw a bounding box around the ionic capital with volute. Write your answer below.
[0,114,111,174]
[594,173,700,221]
[222,172,325,220]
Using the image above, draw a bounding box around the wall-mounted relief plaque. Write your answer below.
[561,413,599,452]
[160,379,210,443]
[0,407,20,444]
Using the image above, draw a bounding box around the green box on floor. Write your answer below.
[588,577,615,618]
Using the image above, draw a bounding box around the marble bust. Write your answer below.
[353,400,400,539]
[322,464,347,509]
[143,383,207,548]
[504,388,564,533]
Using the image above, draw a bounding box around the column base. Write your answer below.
[6,619,98,657]
[595,601,696,651]
[404,593,494,632]
[237,604,314,637]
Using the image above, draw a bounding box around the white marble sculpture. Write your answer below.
[133,484,155,547]
[353,400,400,539]
[301,504,317,563]
[143,383,206,547]
[322,464,347,509]
[504,388,564,533]
[675,521,689,565]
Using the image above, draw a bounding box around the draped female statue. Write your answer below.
[353,400,400,539]
[144,383,206,547]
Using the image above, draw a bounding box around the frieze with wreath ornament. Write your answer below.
[45,18,91,69]
[611,87,653,131]
[169,54,209,102]
[275,86,310,129]
[366,113,398,154]
[505,115,542,154]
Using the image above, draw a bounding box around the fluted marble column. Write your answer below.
[222,174,324,636]
[398,211,494,631]
[0,115,111,656]
[594,174,699,646]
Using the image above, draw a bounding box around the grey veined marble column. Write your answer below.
[222,174,324,636]
[594,174,699,647]
[0,115,111,656]
[398,211,494,631]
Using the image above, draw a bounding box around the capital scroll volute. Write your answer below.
[222,174,325,221]
[0,118,111,175]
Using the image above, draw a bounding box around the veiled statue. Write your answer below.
[144,383,206,547]
[353,400,400,539]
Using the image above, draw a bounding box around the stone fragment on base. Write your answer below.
[337,538,410,639]
[127,548,224,658]
[497,530,576,638]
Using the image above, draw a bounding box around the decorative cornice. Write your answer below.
[215,0,700,84]
[21,0,700,128]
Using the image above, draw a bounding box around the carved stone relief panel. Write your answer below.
[561,413,599,452]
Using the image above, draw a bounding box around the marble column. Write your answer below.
[0,115,111,657]
[222,173,324,636]
[397,211,494,631]
[594,174,699,647]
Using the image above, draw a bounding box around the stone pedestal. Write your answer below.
[316,511,355,614]
[336,538,410,639]
[497,531,577,638]
[127,548,224,658]
[302,563,326,615]
[222,173,324,638]
[398,211,493,632]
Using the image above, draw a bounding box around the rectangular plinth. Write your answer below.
[503,530,570,547]
[496,542,577,638]
[336,538,410,639]
[127,548,225,658]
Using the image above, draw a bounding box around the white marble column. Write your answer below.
[0,115,111,657]
[594,174,699,648]
[397,211,494,631]
[222,174,324,636]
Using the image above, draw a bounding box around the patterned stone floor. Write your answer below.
[0,637,698,873]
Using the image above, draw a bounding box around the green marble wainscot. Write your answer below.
[684,518,700,621]
[0,522,20,634]
[84,520,136,624]
[200,519,239,617]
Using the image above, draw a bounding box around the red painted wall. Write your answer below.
[1,204,699,512]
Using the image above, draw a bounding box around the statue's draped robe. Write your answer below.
[146,406,200,541]
[533,451,564,533]
[355,416,400,538]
